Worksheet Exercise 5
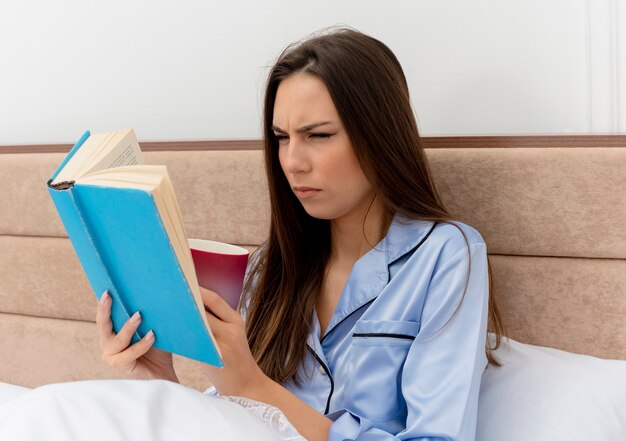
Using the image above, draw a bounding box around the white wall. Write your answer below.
[0,0,624,145]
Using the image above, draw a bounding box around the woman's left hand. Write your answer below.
[199,287,269,397]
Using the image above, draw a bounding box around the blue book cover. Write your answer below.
[47,131,223,367]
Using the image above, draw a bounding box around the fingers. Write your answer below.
[200,287,240,323]
[204,310,221,334]
[94,290,174,380]
[105,311,144,355]
[96,289,155,363]
[104,331,155,372]
[96,291,115,348]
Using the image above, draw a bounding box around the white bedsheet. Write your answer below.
[0,379,303,441]
[0,382,29,406]
[3,337,625,440]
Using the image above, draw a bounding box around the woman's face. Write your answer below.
[272,73,375,223]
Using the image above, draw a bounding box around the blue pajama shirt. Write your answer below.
[282,215,489,440]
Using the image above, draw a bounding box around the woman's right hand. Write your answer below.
[96,290,179,383]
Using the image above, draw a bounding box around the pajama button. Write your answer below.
[319,366,326,375]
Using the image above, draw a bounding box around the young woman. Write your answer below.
[97,27,503,441]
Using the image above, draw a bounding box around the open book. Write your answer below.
[47,128,246,366]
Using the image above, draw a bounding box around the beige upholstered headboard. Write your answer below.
[1,136,625,390]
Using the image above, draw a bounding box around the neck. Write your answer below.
[329,197,390,266]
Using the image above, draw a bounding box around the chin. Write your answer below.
[304,211,334,221]
[301,205,337,221]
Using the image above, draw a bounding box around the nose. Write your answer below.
[279,137,311,175]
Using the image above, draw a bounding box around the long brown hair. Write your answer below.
[244,27,504,385]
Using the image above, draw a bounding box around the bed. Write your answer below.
[1,135,625,439]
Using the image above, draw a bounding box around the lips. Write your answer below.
[293,186,321,199]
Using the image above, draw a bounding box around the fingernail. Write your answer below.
[100,291,109,304]
[130,311,141,324]
[145,330,155,341]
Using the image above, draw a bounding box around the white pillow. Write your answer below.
[477,336,626,441]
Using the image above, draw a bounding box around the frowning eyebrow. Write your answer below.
[271,121,333,134]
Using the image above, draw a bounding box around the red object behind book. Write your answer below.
[188,239,249,310]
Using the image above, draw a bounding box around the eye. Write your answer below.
[310,133,334,139]
[274,134,289,143]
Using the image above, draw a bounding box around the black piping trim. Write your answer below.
[306,344,334,415]
[389,221,438,266]
[320,298,375,344]
[307,222,437,415]
[352,333,416,340]
[418,221,437,249]
[321,221,437,344]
